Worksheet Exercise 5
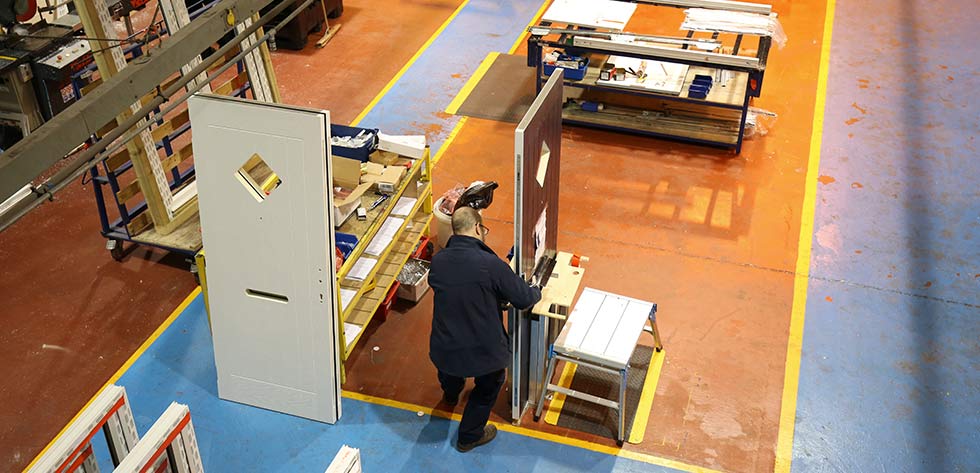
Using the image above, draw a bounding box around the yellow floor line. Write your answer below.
[23,287,203,471]
[435,0,550,166]
[508,0,551,54]
[349,0,472,126]
[773,0,837,471]
[431,116,467,167]
[628,348,666,444]
[543,361,577,424]
[343,390,722,473]
[445,52,500,115]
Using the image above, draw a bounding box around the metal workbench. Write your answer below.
[527,0,776,153]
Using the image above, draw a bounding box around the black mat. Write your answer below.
[454,53,537,123]
[549,345,655,444]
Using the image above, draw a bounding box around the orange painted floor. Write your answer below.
[270,0,466,123]
[341,1,829,471]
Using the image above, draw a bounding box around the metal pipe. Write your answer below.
[0,0,313,232]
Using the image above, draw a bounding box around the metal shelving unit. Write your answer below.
[334,149,433,362]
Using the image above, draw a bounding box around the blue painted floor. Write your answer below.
[794,0,980,471]
[115,296,680,473]
[356,0,544,156]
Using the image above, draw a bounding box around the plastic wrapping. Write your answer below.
[681,9,787,48]
[744,107,778,139]
[330,129,375,149]
[397,258,430,286]
[438,184,467,216]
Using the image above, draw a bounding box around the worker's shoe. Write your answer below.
[456,425,497,453]
[441,391,460,406]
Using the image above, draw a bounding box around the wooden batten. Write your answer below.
[116,178,142,204]
[127,211,152,235]
[86,11,279,241]
[105,148,131,172]
[213,71,250,96]
[151,110,191,143]
[161,142,194,172]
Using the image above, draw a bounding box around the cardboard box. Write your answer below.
[369,150,400,166]
[333,183,369,227]
[396,258,430,302]
[331,155,369,226]
[360,163,406,194]
[378,133,426,159]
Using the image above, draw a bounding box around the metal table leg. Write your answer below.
[534,355,558,422]
[617,367,627,446]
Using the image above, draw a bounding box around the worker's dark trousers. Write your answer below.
[438,369,506,444]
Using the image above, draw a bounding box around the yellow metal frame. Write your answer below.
[335,149,434,378]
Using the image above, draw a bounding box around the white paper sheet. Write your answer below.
[391,197,418,217]
[343,323,363,348]
[340,288,357,310]
[364,217,405,256]
[542,0,636,31]
[533,208,547,264]
[346,257,378,281]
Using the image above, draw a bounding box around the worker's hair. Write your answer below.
[451,207,482,235]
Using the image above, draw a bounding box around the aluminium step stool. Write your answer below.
[533,287,663,446]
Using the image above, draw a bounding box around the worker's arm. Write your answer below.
[491,258,542,310]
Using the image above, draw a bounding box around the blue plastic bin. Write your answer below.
[693,74,714,84]
[330,124,378,162]
[335,232,358,259]
[692,78,713,88]
[543,55,590,81]
[688,84,709,99]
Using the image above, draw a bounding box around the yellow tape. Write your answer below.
[350,0,472,126]
[508,0,552,54]
[444,52,499,115]
[543,361,577,424]
[628,348,666,444]
[431,116,467,166]
[773,0,837,471]
[343,390,723,473]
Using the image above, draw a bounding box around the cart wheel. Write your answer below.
[106,239,124,261]
[533,414,540,422]
[190,262,200,284]
[328,4,343,18]
[616,440,624,447]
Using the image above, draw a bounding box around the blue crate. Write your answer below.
[693,74,714,84]
[335,232,358,259]
[688,84,710,99]
[543,55,590,81]
[692,78,713,88]
[330,124,378,162]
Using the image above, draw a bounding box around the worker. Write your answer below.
[428,206,542,452]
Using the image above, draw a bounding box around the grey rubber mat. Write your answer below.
[550,345,655,443]
[454,54,537,123]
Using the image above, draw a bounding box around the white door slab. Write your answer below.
[189,94,341,423]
